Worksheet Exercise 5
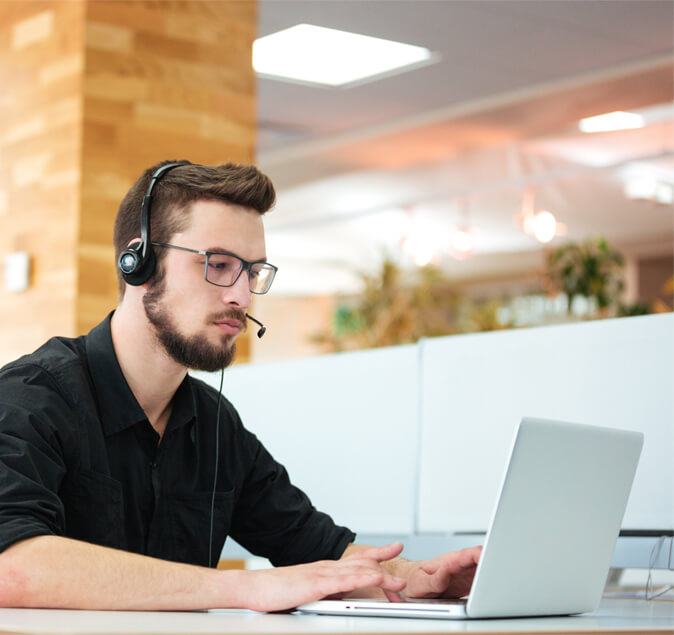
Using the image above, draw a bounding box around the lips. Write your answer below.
[214,319,243,336]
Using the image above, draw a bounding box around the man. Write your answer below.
[0,160,480,611]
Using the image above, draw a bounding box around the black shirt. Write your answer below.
[0,314,354,567]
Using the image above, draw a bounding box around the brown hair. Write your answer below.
[113,160,276,297]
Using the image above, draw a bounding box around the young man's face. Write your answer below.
[142,199,267,372]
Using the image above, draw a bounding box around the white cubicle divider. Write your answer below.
[417,313,674,534]
[193,344,420,536]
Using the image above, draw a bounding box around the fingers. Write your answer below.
[426,547,481,588]
[383,588,404,603]
[319,571,406,599]
[344,542,404,563]
[405,546,483,599]
[338,543,405,595]
[330,562,406,592]
[407,565,451,597]
[329,545,408,601]
[453,545,482,567]
[424,546,482,574]
[468,545,483,563]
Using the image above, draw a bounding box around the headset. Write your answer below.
[118,161,189,287]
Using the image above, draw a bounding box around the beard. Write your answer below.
[143,276,246,372]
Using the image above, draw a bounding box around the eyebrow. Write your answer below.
[204,247,268,262]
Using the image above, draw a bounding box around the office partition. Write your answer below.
[417,313,673,534]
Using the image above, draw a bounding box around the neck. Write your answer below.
[110,299,186,439]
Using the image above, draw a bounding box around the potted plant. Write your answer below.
[543,237,625,318]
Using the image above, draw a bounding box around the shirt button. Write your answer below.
[151,462,158,469]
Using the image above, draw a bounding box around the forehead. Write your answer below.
[175,199,266,258]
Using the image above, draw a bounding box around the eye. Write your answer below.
[208,256,236,272]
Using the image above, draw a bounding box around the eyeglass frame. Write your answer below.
[151,242,278,294]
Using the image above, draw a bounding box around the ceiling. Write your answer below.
[255,0,674,296]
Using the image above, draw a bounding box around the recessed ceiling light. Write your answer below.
[449,228,475,260]
[253,24,434,87]
[532,211,558,244]
[578,111,645,133]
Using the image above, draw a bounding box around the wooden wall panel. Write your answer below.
[0,0,257,365]
[0,0,84,366]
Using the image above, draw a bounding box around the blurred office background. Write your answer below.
[0,0,672,366]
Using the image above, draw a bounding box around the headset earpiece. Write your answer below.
[118,161,189,288]
[118,241,156,286]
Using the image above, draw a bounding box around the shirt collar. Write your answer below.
[85,312,197,437]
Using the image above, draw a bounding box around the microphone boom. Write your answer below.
[245,313,266,338]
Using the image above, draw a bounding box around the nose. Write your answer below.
[219,270,252,311]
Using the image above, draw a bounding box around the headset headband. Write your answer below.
[138,161,189,262]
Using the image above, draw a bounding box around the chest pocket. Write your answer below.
[60,468,124,549]
[165,490,235,567]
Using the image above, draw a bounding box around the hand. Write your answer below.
[402,546,482,599]
[239,543,406,613]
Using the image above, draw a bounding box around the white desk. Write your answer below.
[0,599,670,634]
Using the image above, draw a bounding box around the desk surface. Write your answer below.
[0,599,671,635]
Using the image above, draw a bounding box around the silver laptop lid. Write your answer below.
[466,417,643,618]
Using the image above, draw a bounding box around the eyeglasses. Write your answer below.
[152,242,278,294]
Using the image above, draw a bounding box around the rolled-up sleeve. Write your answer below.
[0,365,69,552]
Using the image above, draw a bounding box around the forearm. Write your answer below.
[0,537,408,611]
[0,535,244,610]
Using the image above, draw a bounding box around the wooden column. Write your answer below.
[0,1,257,366]
[0,1,85,364]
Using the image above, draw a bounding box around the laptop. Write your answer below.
[298,417,643,619]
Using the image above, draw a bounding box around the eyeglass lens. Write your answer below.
[206,253,274,293]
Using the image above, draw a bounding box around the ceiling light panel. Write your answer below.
[253,24,433,87]
[578,111,645,133]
